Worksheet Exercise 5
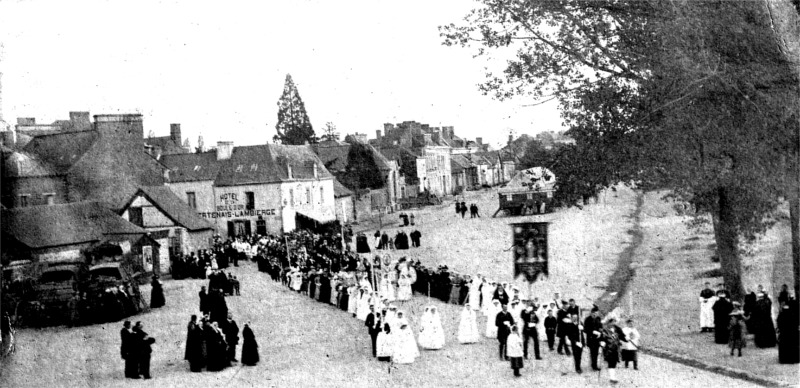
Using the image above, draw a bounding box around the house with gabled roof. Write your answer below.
[161,142,336,237]
[119,186,214,274]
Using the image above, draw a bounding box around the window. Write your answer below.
[245,191,255,210]
[186,192,197,209]
[18,195,29,207]
[44,194,55,205]
[289,189,294,207]
[169,234,182,258]
[129,207,144,227]
[320,187,324,204]
[306,188,312,204]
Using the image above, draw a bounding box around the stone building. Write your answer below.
[161,142,336,237]
[144,123,192,158]
[119,186,214,274]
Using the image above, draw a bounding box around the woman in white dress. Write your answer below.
[347,284,359,317]
[418,306,445,350]
[392,312,420,364]
[356,287,371,321]
[291,269,303,292]
[468,276,482,311]
[481,280,497,317]
[397,274,412,301]
[486,299,501,338]
[384,305,398,330]
[381,273,396,302]
[458,303,480,344]
[376,321,392,362]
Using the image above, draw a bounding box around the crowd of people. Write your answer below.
[698,282,799,363]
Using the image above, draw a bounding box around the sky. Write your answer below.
[0,0,564,150]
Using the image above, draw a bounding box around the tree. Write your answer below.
[443,0,800,300]
[274,74,316,145]
[321,122,340,142]
[338,143,385,192]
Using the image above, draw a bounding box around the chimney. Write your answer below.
[17,117,35,126]
[423,133,432,145]
[432,131,440,144]
[508,134,513,145]
[383,123,394,132]
[376,129,382,141]
[170,123,181,144]
[476,137,483,145]
[216,141,233,160]
[94,114,144,143]
[69,112,91,131]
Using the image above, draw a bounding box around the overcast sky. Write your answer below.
[0,0,564,149]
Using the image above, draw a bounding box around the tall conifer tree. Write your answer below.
[274,74,316,145]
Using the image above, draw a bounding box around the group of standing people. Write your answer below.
[698,282,799,363]
[120,321,156,379]
[184,312,259,373]
[455,201,480,218]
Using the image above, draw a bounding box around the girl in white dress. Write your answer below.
[392,312,420,364]
[376,321,392,362]
[397,274,412,301]
[481,280,497,317]
[347,284,359,317]
[381,273,396,302]
[418,306,445,350]
[458,303,480,344]
[384,305,398,330]
[468,276,482,311]
[356,287,371,321]
[486,299,501,338]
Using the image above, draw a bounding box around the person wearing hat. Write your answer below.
[727,311,746,357]
[584,306,603,371]
[712,290,734,344]
[777,295,800,364]
[493,283,510,306]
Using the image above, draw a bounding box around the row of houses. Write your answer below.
[0,112,524,280]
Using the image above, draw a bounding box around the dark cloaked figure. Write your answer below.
[752,294,777,348]
[120,321,138,378]
[186,317,205,372]
[132,322,155,379]
[150,278,165,309]
[743,291,757,333]
[199,287,209,316]
[206,323,229,371]
[208,290,229,325]
[356,233,371,253]
[241,323,260,366]
[777,300,800,364]
[712,292,733,344]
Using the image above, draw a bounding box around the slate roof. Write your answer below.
[161,151,220,182]
[314,143,392,173]
[1,201,145,249]
[451,154,476,169]
[333,178,353,198]
[450,159,464,173]
[146,136,191,155]
[122,186,213,231]
[2,151,57,178]
[163,144,333,187]
[23,131,99,173]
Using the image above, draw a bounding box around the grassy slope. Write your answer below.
[627,191,797,385]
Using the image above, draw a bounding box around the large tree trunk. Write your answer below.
[714,187,746,301]
[791,198,800,299]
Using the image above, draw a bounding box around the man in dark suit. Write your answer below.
[567,299,581,321]
[495,304,515,360]
[583,306,603,371]
[365,306,382,357]
[556,301,572,355]
[132,321,155,379]
[520,301,542,360]
[224,313,240,363]
[566,314,585,373]
[120,321,137,378]
[544,309,557,351]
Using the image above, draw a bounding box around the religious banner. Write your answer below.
[511,222,549,282]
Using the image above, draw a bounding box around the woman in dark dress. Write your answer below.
[240,323,260,366]
[186,316,205,372]
[712,292,733,344]
[777,299,799,364]
[206,322,229,371]
[150,277,166,308]
[753,293,777,348]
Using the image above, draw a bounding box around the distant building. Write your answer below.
[144,123,192,158]
[161,142,336,237]
[1,113,168,210]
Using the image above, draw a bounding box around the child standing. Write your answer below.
[728,311,746,357]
